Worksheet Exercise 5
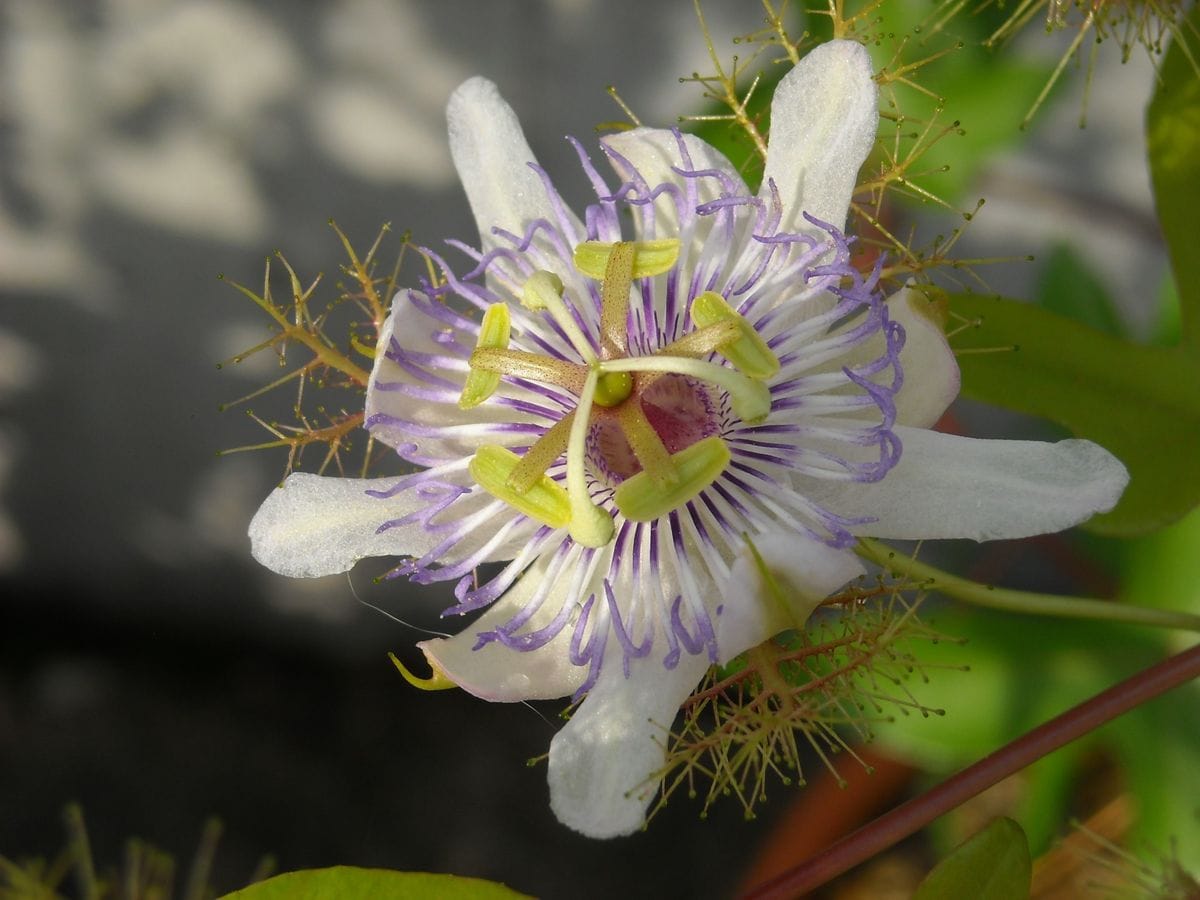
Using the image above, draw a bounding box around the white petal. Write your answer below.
[783,284,961,429]
[447,77,581,256]
[419,559,588,702]
[601,127,750,226]
[248,471,534,578]
[800,427,1130,541]
[547,652,709,838]
[717,534,865,659]
[249,473,430,577]
[760,40,877,233]
[890,286,960,428]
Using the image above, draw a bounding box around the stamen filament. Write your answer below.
[521,271,596,364]
[470,347,587,392]
[599,356,772,422]
[600,242,635,357]
[657,320,742,358]
[507,412,575,494]
[617,400,679,489]
[566,367,615,547]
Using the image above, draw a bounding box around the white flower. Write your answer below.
[248,41,1128,838]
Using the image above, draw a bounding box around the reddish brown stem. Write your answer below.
[741,643,1200,900]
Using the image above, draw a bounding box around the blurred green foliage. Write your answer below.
[914,817,1031,900]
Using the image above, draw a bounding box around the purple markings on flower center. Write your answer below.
[587,375,722,486]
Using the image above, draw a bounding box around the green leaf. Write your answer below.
[1036,244,1123,338]
[914,817,1031,900]
[1119,504,1200,616]
[1147,5,1200,351]
[219,867,534,900]
[951,293,1200,534]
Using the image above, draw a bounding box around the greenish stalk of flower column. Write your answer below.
[856,538,1200,633]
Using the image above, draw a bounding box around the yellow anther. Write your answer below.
[593,370,633,407]
[458,303,511,409]
[470,445,571,528]
[614,437,731,522]
[389,653,457,691]
[573,239,681,279]
[690,291,780,380]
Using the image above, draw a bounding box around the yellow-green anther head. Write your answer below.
[731,377,773,423]
[613,436,731,522]
[573,239,681,280]
[593,370,633,408]
[469,444,571,529]
[458,303,512,409]
[520,270,566,310]
[691,291,780,380]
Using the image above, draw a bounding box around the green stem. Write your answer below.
[856,538,1200,634]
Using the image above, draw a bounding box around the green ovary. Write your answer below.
[593,370,633,407]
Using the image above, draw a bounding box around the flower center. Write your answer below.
[461,240,779,548]
[588,375,720,486]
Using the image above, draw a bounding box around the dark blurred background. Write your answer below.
[0,1,1173,897]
